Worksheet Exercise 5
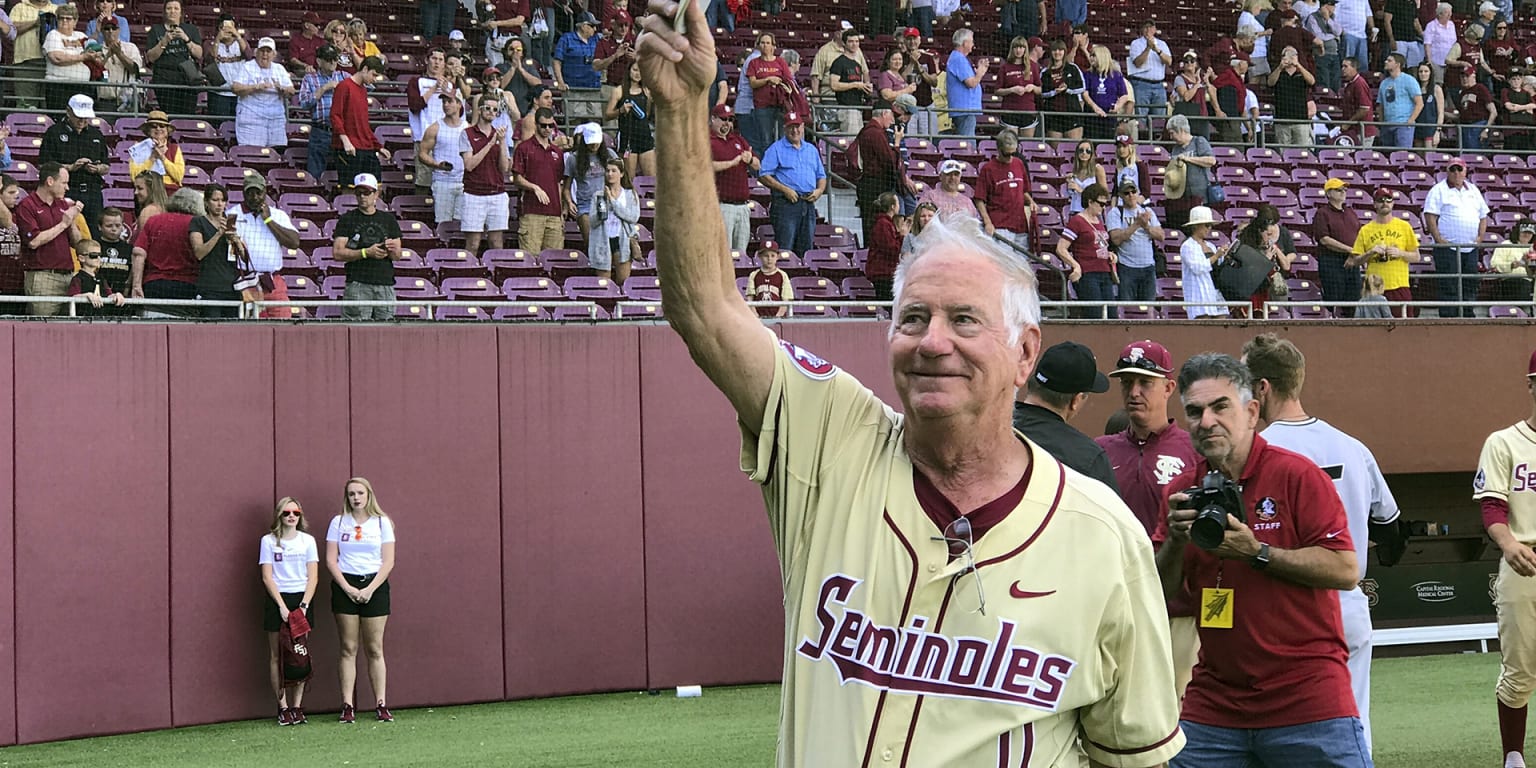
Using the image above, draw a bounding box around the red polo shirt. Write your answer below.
[1312,203,1362,258]
[16,192,73,271]
[288,32,324,69]
[975,156,1031,232]
[511,135,565,216]
[1155,435,1357,729]
[1098,422,1199,618]
[711,131,754,204]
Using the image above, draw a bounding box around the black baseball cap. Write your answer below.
[1033,342,1110,394]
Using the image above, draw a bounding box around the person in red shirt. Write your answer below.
[592,13,635,93]
[511,106,567,255]
[709,104,758,256]
[851,103,904,240]
[1458,66,1499,150]
[1095,340,1200,697]
[460,92,513,254]
[862,192,902,301]
[16,162,85,316]
[129,187,204,317]
[973,130,1037,250]
[331,56,387,189]
[1155,353,1366,768]
[1339,57,1378,145]
[996,36,1041,137]
[288,11,327,74]
[1055,182,1116,318]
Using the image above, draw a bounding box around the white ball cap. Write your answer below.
[67,93,95,120]
[353,173,379,191]
[257,36,277,50]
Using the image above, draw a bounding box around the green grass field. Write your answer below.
[0,654,1505,767]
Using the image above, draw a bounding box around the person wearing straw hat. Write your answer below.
[128,111,186,190]
[232,37,296,148]
[1178,205,1231,318]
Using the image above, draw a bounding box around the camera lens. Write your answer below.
[1189,506,1229,550]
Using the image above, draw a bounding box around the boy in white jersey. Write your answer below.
[1478,347,1536,768]
[1242,333,1401,754]
[416,90,468,225]
[637,3,1184,765]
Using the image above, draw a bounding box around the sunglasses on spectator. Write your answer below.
[932,516,986,615]
[1447,164,1465,171]
[1093,197,1110,205]
[357,189,377,196]
[79,250,102,257]
[1076,147,1092,154]
[283,510,302,517]
[538,121,557,128]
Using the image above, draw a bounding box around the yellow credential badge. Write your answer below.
[1200,587,1234,629]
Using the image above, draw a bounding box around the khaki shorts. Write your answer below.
[518,213,565,254]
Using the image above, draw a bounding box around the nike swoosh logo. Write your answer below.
[1326,530,1343,538]
[1010,582,1057,599]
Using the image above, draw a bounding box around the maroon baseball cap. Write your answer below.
[1373,187,1396,202]
[903,27,922,37]
[784,111,805,126]
[1110,340,1175,378]
[711,104,734,119]
[1028,36,1044,49]
[302,11,324,25]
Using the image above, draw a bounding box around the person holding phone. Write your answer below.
[417,91,468,227]
[260,497,318,726]
[145,0,203,117]
[326,477,396,724]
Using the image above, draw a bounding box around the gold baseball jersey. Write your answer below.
[1476,421,1536,543]
[741,340,1184,768]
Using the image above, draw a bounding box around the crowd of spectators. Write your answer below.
[0,0,1526,318]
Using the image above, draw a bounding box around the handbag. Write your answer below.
[1205,183,1227,205]
[233,246,265,302]
[1213,241,1273,300]
[177,57,204,84]
[202,58,226,88]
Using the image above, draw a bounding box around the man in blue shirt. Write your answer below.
[759,111,827,255]
[1375,53,1422,148]
[944,29,987,137]
[554,11,603,120]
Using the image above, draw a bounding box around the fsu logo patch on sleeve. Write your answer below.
[778,339,839,381]
[1474,469,1486,493]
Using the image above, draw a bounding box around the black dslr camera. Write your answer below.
[1178,471,1245,551]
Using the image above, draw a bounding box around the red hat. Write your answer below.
[711,104,734,119]
[1373,187,1396,202]
[903,27,922,37]
[483,66,502,79]
[1277,8,1299,19]
[1529,347,1536,377]
[1028,36,1045,49]
[1230,50,1251,64]
[302,11,324,25]
[1115,133,1134,146]
[784,111,805,126]
[1110,340,1175,378]
[613,10,633,24]
[1444,157,1468,170]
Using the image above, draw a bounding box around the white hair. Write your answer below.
[952,29,974,47]
[1436,2,1452,15]
[889,213,1040,346]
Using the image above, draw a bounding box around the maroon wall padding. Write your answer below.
[271,325,354,713]
[13,326,172,743]
[0,327,14,746]
[499,326,648,699]
[638,327,785,689]
[166,327,279,726]
[346,327,506,707]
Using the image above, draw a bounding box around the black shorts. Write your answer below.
[331,572,391,617]
[1044,111,1082,134]
[263,591,314,632]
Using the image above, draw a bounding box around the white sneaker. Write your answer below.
[1506,750,1527,768]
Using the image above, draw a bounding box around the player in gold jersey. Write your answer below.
[637,3,1184,766]
[1481,347,1536,768]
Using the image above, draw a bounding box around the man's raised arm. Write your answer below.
[636,0,777,429]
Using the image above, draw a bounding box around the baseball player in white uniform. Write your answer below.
[636,3,1184,765]
[1242,334,1400,755]
[1479,348,1536,768]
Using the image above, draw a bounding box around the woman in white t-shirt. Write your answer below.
[42,5,99,112]
[259,496,319,726]
[326,477,397,724]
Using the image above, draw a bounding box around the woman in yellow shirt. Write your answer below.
[126,111,186,190]
[1489,217,1536,305]
[347,19,380,64]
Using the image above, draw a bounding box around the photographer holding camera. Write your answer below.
[1154,352,1371,768]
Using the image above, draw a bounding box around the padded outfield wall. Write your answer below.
[0,321,1526,744]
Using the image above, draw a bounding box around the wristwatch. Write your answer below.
[1251,542,1271,571]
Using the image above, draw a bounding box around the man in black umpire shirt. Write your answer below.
[1012,341,1121,492]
